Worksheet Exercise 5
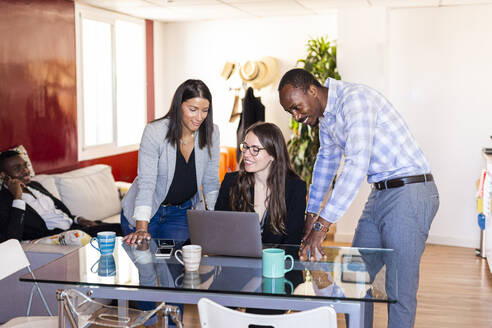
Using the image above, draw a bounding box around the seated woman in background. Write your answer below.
[215,122,306,245]
[121,79,220,245]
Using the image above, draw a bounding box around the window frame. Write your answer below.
[75,4,147,161]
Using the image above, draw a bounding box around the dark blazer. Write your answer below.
[0,181,121,242]
[215,171,306,245]
[0,181,76,242]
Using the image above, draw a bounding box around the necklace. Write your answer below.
[180,133,194,145]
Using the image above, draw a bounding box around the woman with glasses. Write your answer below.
[215,122,306,245]
[121,79,220,245]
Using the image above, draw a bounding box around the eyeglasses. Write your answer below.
[239,142,265,156]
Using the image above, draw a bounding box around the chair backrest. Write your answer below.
[0,239,30,280]
[0,239,54,316]
[197,298,337,328]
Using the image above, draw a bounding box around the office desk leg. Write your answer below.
[118,299,128,308]
[344,302,365,328]
[56,290,65,328]
[117,299,129,324]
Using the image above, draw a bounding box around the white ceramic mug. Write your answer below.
[175,270,201,289]
[174,245,202,272]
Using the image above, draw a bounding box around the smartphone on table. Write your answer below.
[154,239,175,258]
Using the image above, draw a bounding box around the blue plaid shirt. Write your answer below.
[307,78,431,223]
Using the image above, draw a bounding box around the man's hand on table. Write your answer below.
[301,212,318,242]
[300,213,331,262]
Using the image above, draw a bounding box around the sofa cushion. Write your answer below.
[54,165,121,221]
[102,213,121,224]
[31,174,61,200]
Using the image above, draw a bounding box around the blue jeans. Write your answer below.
[351,181,439,328]
[121,199,192,240]
[121,199,192,326]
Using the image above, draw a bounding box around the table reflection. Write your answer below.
[116,239,396,302]
[21,237,396,303]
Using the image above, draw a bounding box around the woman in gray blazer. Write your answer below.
[121,79,220,245]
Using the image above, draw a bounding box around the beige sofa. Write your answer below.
[0,164,131,323]
[32,164,130,224]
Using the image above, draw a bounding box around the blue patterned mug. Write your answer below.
[91,254,116,277]
[90,231,116,255]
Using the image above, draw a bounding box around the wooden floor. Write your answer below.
[177,243,492,328]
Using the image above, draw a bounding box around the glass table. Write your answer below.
[21,237,397,328]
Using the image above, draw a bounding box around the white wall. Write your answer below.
[153,14,338,144]
[155,5,492,248]
[335,5,492,248]
[334,7,389,245]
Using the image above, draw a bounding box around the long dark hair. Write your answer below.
[230,122,296,235]
[161,79,214,154]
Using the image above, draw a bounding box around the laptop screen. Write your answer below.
[187,210,263,258]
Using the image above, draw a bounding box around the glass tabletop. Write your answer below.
[21,237,397,303]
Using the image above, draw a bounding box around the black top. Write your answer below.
[214,171,306,245]
[163,148,197,205]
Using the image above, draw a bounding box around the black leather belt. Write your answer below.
[161,202,178,207]
[373,174,433,190]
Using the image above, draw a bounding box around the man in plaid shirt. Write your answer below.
[279,68,439,328]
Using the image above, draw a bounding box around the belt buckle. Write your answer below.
[374,181,385,190]
[393,180,405,188]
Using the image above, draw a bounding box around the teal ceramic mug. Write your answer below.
[262,277,294,295]
[262,248,294,278]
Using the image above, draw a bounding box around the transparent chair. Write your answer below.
[197,297,337,328]
[58,289,183,328]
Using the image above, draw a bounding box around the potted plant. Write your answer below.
[287,36,341,185]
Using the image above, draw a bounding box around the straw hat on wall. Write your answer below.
[220,62,236,80]
[239,56,278,89]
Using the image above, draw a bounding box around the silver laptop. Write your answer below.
[187,210,263,258]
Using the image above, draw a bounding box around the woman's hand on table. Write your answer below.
[123,230,151,245]
[123,220,151,245]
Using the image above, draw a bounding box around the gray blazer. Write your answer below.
[121,119,220,227]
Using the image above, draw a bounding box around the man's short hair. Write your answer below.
[278,68,323,93]
[0,150,20,172]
